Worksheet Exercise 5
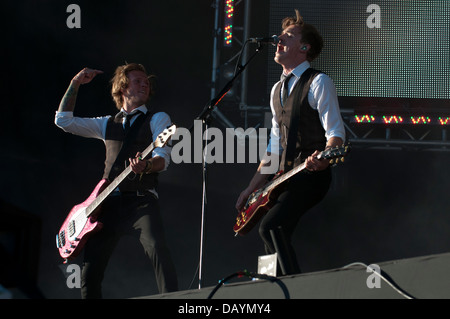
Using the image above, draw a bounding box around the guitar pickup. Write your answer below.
[56,230,66,248]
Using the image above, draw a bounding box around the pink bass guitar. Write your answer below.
[56,125,176,262]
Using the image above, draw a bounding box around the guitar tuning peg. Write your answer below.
[329,159,334,164]
[340,157,345,162]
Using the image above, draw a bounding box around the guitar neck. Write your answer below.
[263,150,328,193]
[256,144,350,198]
[264,161,307,193]
[84,142,156,217]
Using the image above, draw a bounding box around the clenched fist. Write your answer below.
[72,67,104,85]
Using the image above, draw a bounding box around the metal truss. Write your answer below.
[210,0,270,129]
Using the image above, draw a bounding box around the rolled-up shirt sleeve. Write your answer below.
[54,111,109,140]
[309,74,346,141]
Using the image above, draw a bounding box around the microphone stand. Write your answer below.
[189,41,266,289]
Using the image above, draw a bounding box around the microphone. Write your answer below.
[248,35,279,46]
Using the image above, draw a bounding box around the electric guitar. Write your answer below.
[233,144,350,236]
[56,124,176,262]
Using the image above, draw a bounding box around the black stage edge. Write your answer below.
[139,252,450,299]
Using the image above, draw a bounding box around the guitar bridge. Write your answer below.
[68,220,76,237]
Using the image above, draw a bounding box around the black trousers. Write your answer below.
[258,168,331,275]
[80,192,178,299]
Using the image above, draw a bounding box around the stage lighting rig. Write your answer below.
[223,0,234,47]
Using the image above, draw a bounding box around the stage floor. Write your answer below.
[139,252,450,299]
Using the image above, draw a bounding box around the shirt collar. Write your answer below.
[120,104,148,115]
[283,61,311,80]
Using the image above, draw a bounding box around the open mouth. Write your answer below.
[276,44,285,53]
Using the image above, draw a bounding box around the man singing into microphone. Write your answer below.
[236,10,345,274]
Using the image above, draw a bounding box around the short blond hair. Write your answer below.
[110,63,155,110]
[282,9,323,62]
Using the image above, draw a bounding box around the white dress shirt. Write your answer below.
[267,61,346,155]
[54,105,172,171]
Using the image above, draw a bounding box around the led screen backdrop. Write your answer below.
[267,0,450,100]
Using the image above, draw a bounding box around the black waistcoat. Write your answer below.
[102,112,158,191]
[273,68,327,171]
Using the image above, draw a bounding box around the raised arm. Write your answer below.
[58,68,104,112]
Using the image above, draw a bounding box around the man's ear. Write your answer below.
[120,86,127,97]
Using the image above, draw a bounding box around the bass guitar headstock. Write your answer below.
[154,124,177,148]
